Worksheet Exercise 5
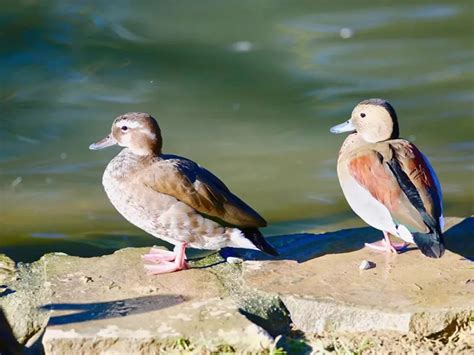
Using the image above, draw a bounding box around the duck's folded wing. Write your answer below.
[142,157,267,228]
[388,141,443,227]
[348,141,442,233]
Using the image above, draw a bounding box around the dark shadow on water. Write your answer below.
[2,233,211,263]
[0,233,161,263]
[222,217,474,262]
[41,294,184,326]
[5,218,472,265]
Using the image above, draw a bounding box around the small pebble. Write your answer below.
[226,256,243,264]
[80,275,94,284]
[359,260,376,270]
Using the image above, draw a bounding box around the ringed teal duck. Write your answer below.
[90,112,278,274]
[330,99,445,258]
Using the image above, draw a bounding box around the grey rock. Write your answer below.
[239,217,474,336]
[0,256,50,344]
[359,260,376,270]
[209,259,291,337]
[1,217,472,353]
[0,254,16,284]
[226,256,243,264]
[40,248,273,354]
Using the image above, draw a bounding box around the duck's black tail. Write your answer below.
[413,227,445,258]
[241,228,279,256]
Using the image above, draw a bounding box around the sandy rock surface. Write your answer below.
[0,217,472,354]
[237,217,473,335]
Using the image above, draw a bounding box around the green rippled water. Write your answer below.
[1,0,473,261]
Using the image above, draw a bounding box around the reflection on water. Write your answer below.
[1,0,473,261]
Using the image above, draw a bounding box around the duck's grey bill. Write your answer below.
[89,135,116,150]
[330,119,356,134]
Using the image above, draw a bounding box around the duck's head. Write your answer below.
[89,112,162,155]
[330,98,399,143]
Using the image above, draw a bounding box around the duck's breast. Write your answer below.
[103,164,177,236]
[102,156,235,248]
[337,160,399,236]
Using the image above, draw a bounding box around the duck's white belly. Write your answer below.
[338,165,414,243]
[102,163,254,250]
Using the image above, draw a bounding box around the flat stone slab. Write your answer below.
[239,217,474,335]
[40,248,272,354]
[1,217,472,353]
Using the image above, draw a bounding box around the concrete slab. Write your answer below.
[40,248,272,354]
[238,217,474,335]
[1,217,472,353]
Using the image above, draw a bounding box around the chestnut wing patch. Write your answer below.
[348,140,443,235]
[348,152,402,211]
[348,149,428,232]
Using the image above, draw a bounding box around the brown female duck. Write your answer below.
[90,112,277,274]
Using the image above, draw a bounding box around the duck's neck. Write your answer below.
[339,133,369,157]
[107,149,155,178]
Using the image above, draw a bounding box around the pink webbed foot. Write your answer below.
[143,242,188,275]
[142,247,176,263]
[365,232,409,254]
[365,240,409,253]
[144,261,188,274]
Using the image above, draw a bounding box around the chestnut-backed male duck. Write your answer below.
[90,112,278,274]
[330,99,445,258]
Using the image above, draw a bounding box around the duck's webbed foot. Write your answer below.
[143,242,188,274]
[142,247,176,262]
[364,232,409,254]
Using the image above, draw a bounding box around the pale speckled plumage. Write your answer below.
[92,112,274,254]
[103,150,258,250]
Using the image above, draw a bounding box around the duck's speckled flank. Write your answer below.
[102,149,257,250]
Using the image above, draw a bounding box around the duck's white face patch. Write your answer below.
[115,120,142,129]
[115,120,156,140]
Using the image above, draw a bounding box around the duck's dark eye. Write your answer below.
[121,126,128,131]
[360,113,366,118]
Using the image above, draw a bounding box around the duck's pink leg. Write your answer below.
[365,231,409,254]
[142,247,176,263]
[144,242,188,274]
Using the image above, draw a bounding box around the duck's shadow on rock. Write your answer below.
[41,294,184,326]
[443,217,474,261]
[222,217,474,263]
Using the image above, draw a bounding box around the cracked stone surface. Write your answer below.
[1,217,472,354]
[40,248,272,354]
[0,255,50,345]
[237,217,474,335]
